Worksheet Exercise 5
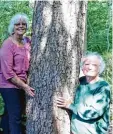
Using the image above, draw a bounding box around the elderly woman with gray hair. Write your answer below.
[57,52,111,134]
[0,13,35,134]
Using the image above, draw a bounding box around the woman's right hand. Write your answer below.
[56,97,72,109]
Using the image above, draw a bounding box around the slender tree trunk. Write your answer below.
[107,0,112,133]
[29,0,35,8]
[26,1,87,134]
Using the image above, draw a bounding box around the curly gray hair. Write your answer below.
[8,13,29,35]
[81,52,105,74]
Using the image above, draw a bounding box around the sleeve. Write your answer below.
[69,85,110,121]
[0,42,16,80]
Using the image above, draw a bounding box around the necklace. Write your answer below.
[10,35,24,47]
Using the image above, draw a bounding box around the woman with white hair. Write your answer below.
[57,52,111,134]
[0,13,35,134]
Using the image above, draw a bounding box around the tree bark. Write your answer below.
[26,1,87,134]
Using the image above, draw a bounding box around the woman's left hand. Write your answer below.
[24,85,35,97]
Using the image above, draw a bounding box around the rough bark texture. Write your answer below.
[26,1,87,134]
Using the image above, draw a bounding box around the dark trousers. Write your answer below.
[0,88,26,134]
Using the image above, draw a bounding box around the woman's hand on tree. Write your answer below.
[56,97,72,109]
[24,85,35,97]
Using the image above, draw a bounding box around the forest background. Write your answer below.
[0,0,112,131]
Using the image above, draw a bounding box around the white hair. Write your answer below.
[8,13,29,35]
[81,52,106,74]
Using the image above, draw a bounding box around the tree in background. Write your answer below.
[26,1,87,134]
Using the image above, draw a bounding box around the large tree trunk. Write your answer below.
[26,1,87,134]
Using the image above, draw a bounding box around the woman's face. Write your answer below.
[13,18,27,36]
[82,56,100,77]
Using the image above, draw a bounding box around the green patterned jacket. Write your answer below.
[69,76,111,134]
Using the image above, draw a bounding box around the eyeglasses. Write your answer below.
[15,23,27,26]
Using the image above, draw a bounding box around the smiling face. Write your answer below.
[13,18,27,36]
[82,56,100,77]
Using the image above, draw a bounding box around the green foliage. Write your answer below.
[87,1,112,85]
[87,1,112,53]
[0,1,33,46]
[0,95,4,115]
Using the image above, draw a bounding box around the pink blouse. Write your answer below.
[0,37,31,88]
